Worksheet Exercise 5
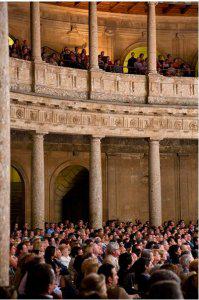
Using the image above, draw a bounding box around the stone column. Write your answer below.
[147,2,157,74]
[89,2,99,70]
[30,2,42,62]
[148,139,162,226]
[89,136,103,229]
[31,133,45,229]
[0,3,10,287]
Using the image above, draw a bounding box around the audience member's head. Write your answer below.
[25,263,55,298]
[80,273,107,299]
[148,280,184,299]
[182,273,198,299]
[98,263,118,286]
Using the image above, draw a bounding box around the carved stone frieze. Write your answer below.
[10,94,198,140]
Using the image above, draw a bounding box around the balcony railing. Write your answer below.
[10,58,198,106]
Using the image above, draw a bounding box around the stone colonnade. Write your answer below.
[30,133,162,229]
[30,1,161,229]
[0,1,162,286]
[1,2,162,231]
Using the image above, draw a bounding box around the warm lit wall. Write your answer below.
[8,3,198,66]
[161,153,198,222]
[11,138,198,224]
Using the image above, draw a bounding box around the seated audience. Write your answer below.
[5,218,198,299]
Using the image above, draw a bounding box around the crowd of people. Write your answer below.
[9,38,195,77]
[1,218,198,299]
[127,52,194,77]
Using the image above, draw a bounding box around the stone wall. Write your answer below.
[11,134,198,223]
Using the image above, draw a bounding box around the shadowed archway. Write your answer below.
[11,166,25,228]
[55,165,89,222]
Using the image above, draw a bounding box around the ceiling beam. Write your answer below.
[127,3,138,13]
[110,2,121,12]
[162,4,175,14]
[180,5,191,14]
[74,2,80,7]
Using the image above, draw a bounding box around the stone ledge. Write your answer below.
[10,93,198,140]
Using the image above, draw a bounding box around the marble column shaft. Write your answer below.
[31,133,45,229]
[30,2,42,62]
[89,136,103,229]
[0,3,10,287]
[89,2,99,70]
[149,139,162,226]
[147,2,157,74]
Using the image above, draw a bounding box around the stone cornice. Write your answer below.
[10,92,198,140]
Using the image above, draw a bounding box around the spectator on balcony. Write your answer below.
[49,53,58,66]
[157,55,164,74]
[167,53,174,64]
[68,52,77,68]
[104,56,113,72]
[166,63,176,76]
[100,51,106,63]
[98,54,105,70]
[10,45,20,59]
[113,59,123,73]
[21,40,30,53]
[139,53,145,62]
[173,58,180,69]
[60,47,71,67]
[74,46,79,59]
[162,58,170,75]
[80,48,88,69]
[41,46,49,62]
[76,55,84,69]
[12,39,21,56]
[141,58,148,75]
[181,63,192,77]
[134,57,143,74]
[22,47,31,61]
[127,52,137,74]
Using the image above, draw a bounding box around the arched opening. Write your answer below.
[11,166,25,228]
[123,46,163,73]
[54,165,89,222]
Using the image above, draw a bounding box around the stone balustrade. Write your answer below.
[148,74,198,106]
[10,58,198,106]
[10,58,32,93]
[34,61,88,100]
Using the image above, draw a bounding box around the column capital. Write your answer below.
[91,135,105,140]
[148,2,158,7]
[32,130,48,136]
[148,138,163,143]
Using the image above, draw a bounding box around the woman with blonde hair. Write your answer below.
[80,273,107,299]
[81,258,99,277]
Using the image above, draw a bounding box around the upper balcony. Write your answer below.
[10,57,198,106]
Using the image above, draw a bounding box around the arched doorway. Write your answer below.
[11,166,25,228]
[54,165,89,222]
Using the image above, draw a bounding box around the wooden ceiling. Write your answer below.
[46,2,198,16]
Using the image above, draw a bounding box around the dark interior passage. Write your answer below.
[11,166,25,229]
[62,168,89,222]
